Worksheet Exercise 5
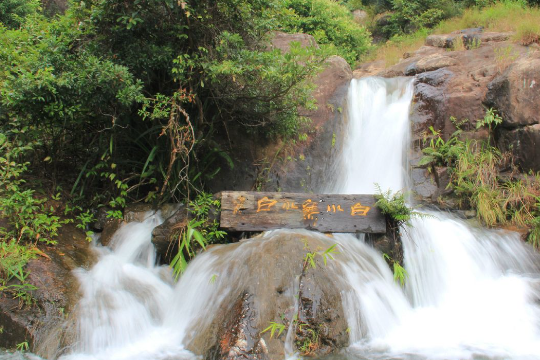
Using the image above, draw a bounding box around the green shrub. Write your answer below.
[383,0,462,36]
[420,109,540,234]
[0,0,40,29]
[278,0,372,64]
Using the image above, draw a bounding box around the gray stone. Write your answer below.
[498,124,540,172]
[485,56,540,128]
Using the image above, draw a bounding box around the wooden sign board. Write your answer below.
[219,191,386,233]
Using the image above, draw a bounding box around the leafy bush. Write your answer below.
[278,0,372,64]
[374,185,426,228]
[0,0,40,29]
[0,0,335,206]
[0,132,65,302]
[383,0,462,36]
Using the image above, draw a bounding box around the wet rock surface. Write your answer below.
[184,232,349,359]
[0,224,95,358]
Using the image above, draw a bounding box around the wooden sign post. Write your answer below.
[219,191,385,233]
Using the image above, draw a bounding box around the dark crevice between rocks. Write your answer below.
[209,292,269,360]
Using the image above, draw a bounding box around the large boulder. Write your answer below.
[0,224,96,358]
[184,231,350,359]
[484,52,540,171]
[498,124,540,172]
[485,55,540,128]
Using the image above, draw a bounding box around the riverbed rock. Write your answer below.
[184,232,349,359]
[405,54,458,75]
[151,205,188,262]
[0,224,95,358]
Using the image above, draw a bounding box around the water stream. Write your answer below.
[14,77,539,360]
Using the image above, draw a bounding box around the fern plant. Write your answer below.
[170,219,207,279]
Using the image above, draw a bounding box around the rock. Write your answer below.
[185,232,349,359]
[411,168,439,202]
[485,55,540,128]
[99,218,124,247]
[270,32,318,53]
[91,207,110,231]
[352,10,368,24]
[498,124,540,172]
[0,224,96,358]
[425,34,455,48]
[151,205,189,262]
[479,31,513,43]
[206,293,269,360]
[410,68,454,136]
[405,54,458,75]
[425,30,511,49]
[123,203,155,222]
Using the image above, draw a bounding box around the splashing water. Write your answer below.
[336,77,540,360]
[55,76,540,360]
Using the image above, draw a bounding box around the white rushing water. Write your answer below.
[54,76,540,360]
[337,77,540,360]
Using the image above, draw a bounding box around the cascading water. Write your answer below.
[334,77,540,360]
[43,76,540,360]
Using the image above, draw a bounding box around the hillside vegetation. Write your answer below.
[2,0,540,301]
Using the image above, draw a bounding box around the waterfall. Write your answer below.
[53,77,540,360]
[337,77,540,360]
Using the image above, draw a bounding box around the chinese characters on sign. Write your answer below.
[350,202,371,216]
[220,191,385,233]
[249,196,371,220]
[256,196,278,212]
[233,195,246,215]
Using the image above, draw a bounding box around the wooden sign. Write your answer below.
[219,191,385,233]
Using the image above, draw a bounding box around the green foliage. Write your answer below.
[278,0,372,64]
[170,218,207,279]
[383,0,462,36]
[420,110,540,233]
[296,322,320,355]
[0,132,66,302]
[0,133,62,245]
[383,253,408,286]
[527,216,540,249]
[476,107,502,143]
[170,193,227,278]
[375,184,425,227]
[261,321,287,339]
[303,243,339,269]
[418,126,465,168]
[1,0,345,209]
[16,341,29,352]
[0,0,40,29]
[0,240,39,302]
